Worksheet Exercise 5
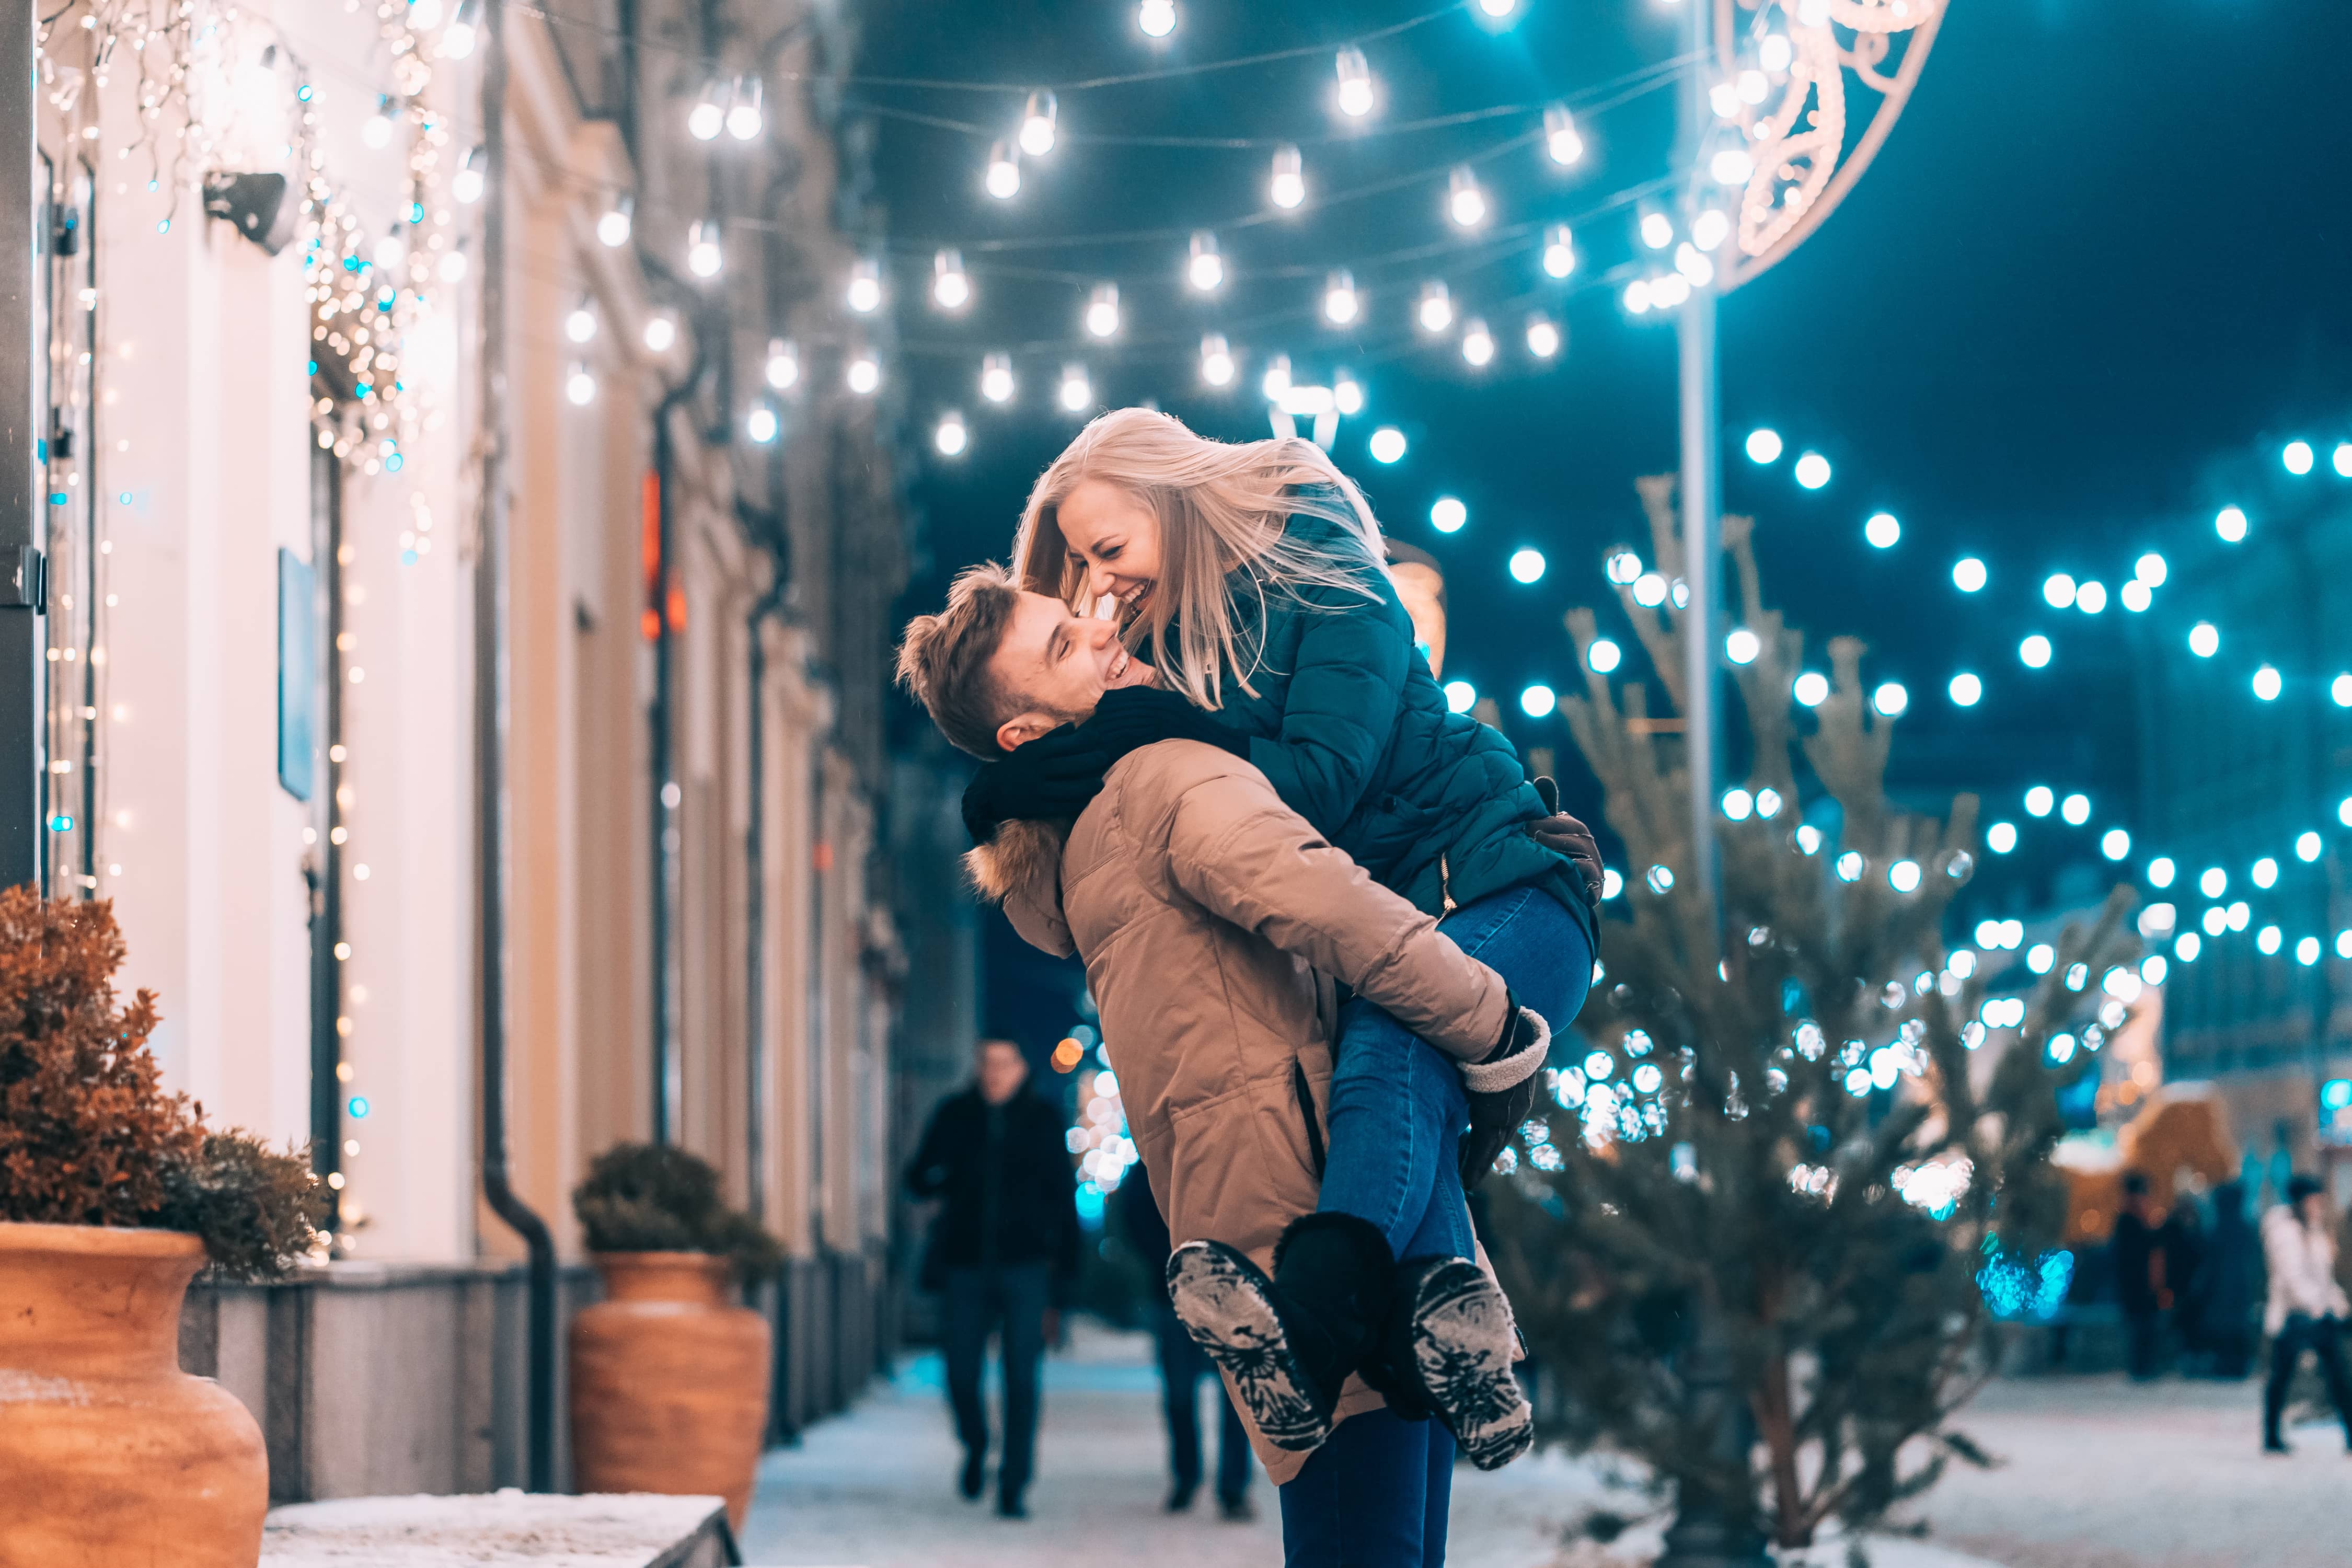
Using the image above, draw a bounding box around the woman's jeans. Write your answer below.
[1281,885,1592,1565]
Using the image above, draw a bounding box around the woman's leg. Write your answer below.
[1420,1416,1457,1567]
[1277,1407,1432,1567]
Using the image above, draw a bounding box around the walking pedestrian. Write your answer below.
[2113,1172,2165,1379]
[2259,1173,2352,1454]
[904,1038,1081,1518]
[2191,1180,2261,1378]
[1116,1168,1255,1520]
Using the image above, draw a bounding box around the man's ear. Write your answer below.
[995,711,1062,753]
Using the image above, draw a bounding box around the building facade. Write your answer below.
[31,0,963,1497]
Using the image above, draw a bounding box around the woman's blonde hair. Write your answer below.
[1011,407,1385,708]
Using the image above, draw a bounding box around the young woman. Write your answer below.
[962,407,1600,1559]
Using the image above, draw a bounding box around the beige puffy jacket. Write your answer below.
[967,740,1512,1482]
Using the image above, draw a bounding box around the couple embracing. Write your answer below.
[898,408,1600,1565]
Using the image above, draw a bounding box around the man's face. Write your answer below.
[987,590,1155,753]
[977,1041,1029,1104]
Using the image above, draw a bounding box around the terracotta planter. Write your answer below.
[0,1221,267,1567]
[570,1251,771,1531]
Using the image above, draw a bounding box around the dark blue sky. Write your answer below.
[863,0,2352,939]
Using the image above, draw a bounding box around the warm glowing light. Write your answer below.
[1020,90,1058,156]
[1461,318,1495,367]
[687,221,724,279]
[1746,428,1783,464]
[766,338,799,390]
[642,311,678,352]
[453,147,486,204]
[1137,0,1177,37]
[1084,282,1121,338]
[1335,49,1375,118]
[932,249,970,310]
[1199,334,1235,388]
[362,94,396,149]
[1525,314,1561,359]
[1260,353,1292,401]
[1793,452,1830,489]
[1058,363,1092,412]
[564,298,597,344]
[1544,104,1584,165]
[596,197,632,248]
[1323,269,1359,324]
[1369,426,1407,464]
[1187,231,1223,292]
[1710,148,1755,186]
[1333,373,1364,416]
[1447,167,1487,228]
[1431,497,1467,534]
[1691,207,1731,252]
[846,353,881,395]
[980,352,1014,404]
[1639,210,1675,250]
[986,141,1021,199]
[846,258,881,312]
[564,363,595,406]
[726,76,764,141]
[1270,145,1306,209]
[746,402,780,444]
[688,81,725,142]
[933,410,967,457]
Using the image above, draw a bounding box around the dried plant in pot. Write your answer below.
[569,1142,783,1530]
[0,889,324,1568]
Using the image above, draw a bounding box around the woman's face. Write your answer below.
[1057,479,1163,615]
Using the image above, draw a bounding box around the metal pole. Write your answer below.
[0,5,44,889]
[472,0,559,1494]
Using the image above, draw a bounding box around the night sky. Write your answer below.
[854,0,2352,1031]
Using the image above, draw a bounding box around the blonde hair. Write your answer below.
[1011,407,1385,708]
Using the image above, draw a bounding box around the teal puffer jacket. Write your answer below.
[1179,505,1596,950]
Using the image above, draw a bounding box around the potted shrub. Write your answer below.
[0,889,322,1567]
[569,1142,783,1530]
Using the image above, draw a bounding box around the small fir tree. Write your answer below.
[1489,480,2137,1550]
[573,1141,785,1282]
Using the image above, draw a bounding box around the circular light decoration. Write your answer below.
[1084,282,1121,339]
[1335,48,1376,120]
[1261,353,1293,401]
[1949,672,1981,707]
[1888,860,1921,893]
[1745,428,1783,464]
[1864,512,1899,548]
[2101,828,2130,861]
[1647,864,1676,894]
[1793,452,1831,489]
[2176,931,2202,962]
[846,352,881,395]
[2075,581,2107,614]
[564,363,596,406]
[2019,635,2052,668]
[932,248,971,310]
[986,141,1021,199]
[1509,548,1546,584]
[1462,319,1496,367]
[687,222,723,280]
[2041,573,2076,609]
[766,337,800,390]
[643,310,678,352]
[2134,551,2167,586]
[1543,103,1582,164]
[1725,627,1761,664]
[2334,674,2352,708]
[1525,314,1562,359]
[1198,333,1235,388]
[1606,551,1643,584]
[1446,166,1488,228]
[2284,440,2314,475]
[980,352,1015,404]
[1835,851,1864,883]
[1520,684,1557,718]
[933,410,967,457]
[2336,443,2352,478]
[1632,573,1668,607]
[2215,506,2249,541]
[2060,792,2091,827]
[2146,856,2175,887]
[1186,230,1224,293]
[2252,665,2282,701]
[1058,363,1092,412]
[1430,497,1467,533]
[2189,621,2220,658]
[1986,821,2017,854]
[1872,682,1908,718]
[564,298,597,344]
[1792,671,1829,707]
[1587,639,1622,674]
[1270,144,1306,210]
[2024,786,2054,818]
[596,197,633,248]
[1019,90,1059,157]
[2299,832,2325,862]
[1443,678,1477,714]
[1542,223,1577,279]
[1323,269,1359,325]
[1138,0,1177,37]
[1951,557,1987,593]
[1722,788,1754,821]
[745,402,780,444]
[2120,580,2152,613]
[1368,426,1407,464]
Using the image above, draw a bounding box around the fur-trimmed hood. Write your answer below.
[965,816,1078,958]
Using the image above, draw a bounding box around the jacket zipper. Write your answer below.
[1292,1060,1327,1179]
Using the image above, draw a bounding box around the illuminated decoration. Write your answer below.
[1368,426,1407,464]
[1725,627,1760,664]
[2059,792,2091,827]
[2018,635,2050,668]
[1588,639,1623,674]
[1431,497,1467,534]
[1639,207,1676,250]
[986,140,1021,199]
[2252,665,2281,701]
[2040,573,2075,609]
[1335,48,1375,119]
[1521,684,1557,718]
[1952,557,1986,592]
[1864,512,1898,548]
[1443,679,1477,714]
[596,194,632,247]
[1792,452,1830,489]
[1186,230,1223,292]
[766,338,800,390]
[1745,428,1783,463]
[1947,672,1980,707]
[933,410,968,457]
[1509,548,1546,584]
[1544,104,1585,165]
[1138,0,1177,38]
[1058,362,1092,412]
[1690,206,1731,251]
[1417,281,1454,333]
[1871,681,1907,718]
[2282,440,2313,475]
[1333,373,1364,415]
[1461,318,1495,367]
[687,221,723,280]
[644,310,679,353]
[1525,313,1562,359]
[2215,506,2248,541]
[2336,443,2352,478]
[981,352,1015,403]
[846,257,881,313]
[1713,0,1949,293]
[1260,353,1292,401]
[1019,89,1058,157]
[931,248,970,310]
[846,350,882,395]
[1322,269,1359,325]
[688,79,725,141]
[745,402,780,444]
[1270,144,1306,209]
[725,75,764,142]
[2187,621,2219,658]
[564,363,596,406]
[564,297,598,344]
[1542,223,1577,278]
[1446,166,1487,228]
[1985,822,2016,854]
[1083,281,1121,338]
[1198,333,1235,388]
[1792,670,1828,706]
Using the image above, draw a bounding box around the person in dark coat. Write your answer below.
[904,1037,1080,1518]
[2193,1180,2262,1378]
[1115,1166,1255,1521]
[2113,1172,2166,1379]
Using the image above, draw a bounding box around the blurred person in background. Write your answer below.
[1117,1166,1255,1520]
[2112,1172,2166,1379]
[905,1037,1081,1518]
[2189,1179,2261,1379]
[2260,1173,2352,1454]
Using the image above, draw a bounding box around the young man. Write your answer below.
[900,564,1595,1563]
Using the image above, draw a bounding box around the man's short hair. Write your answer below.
[897,564,1025,758]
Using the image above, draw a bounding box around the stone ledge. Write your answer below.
[260,1491,737,1567]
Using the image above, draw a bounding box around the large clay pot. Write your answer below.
[0,1221,267,1567]
[570,1251,771,1530]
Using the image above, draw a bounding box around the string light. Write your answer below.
[2215,506,2247,541]
[2335,443,2352,478]
[2120,580,2151,612]
[1953,557,1986,591]
[2102,828,2131,861]
[1949,672,1981,706]
[981,352,1015,403]
[1444,680,1477,714]
[1417,280,1454,333]
[1480,0,1520,16]
[2040,573,2074,609]
[1461,318,1495,367]
[934,409,968,456]
[746,402,780,444]
[643,310,678,352]
[2061,792,2092,826]
[845,257,882,312]
[1368,426,1406,464]
[1200,333,1235,387]
[1725,627,1760,664]
[1589,639,1623,674]
[1059,363,1092,412]
[1431,497,1467,533]
[986,141,1021,199]
[1873,682,1909,718]
[2282,441,2313,475]
[1865,512,1899,548]
[1333,372,1364,416]
[1544,105,1584,165]
[688,79,725,142]
[931,248,970,310]
[564,296,597,344]
[1019,90,1059,157]
[1987,822,2018,854]
[1541,223,1576,278]
[1639,208,1675,250]
[1710,148,1755,186]
[726,76,764,142]
[1260,353,1292,401]
[2020,635,2051,668]
[1270,144,1306,209]
[1526,313,1561,359]
[2075,580,2107,614]
[442,1,481,60]
[596,195,632,247]
[1745,429,1783,464]
[766,338,800,390]
[1446,166,1488,228]
[1335,48,1375,119]
[687,222,723,279]
[1521,684,1556,717]
[1322,269,1359,324]
[1187,230,1224,292]
[2299,831,2325,861]
[1674,243,1714,287]
[2253,665,2282,701]
[564,362,595,406]
[2335,674,2352,708]
[452,147,485,204]
[847,350,881,395]
[1138,0,1178,38]
[1690,207,1730,251]
[1792,452,1830,489]
[362,94,396,149]
[2188,621,2219,658]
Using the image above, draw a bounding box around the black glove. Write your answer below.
[959,686,1247,845]
[1459,999,1551,1190]
[1528,776,1604,909]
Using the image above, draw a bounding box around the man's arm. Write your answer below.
[903,1101,956,1200]
[1146,752,1512,1060]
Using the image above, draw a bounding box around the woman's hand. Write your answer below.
[1529,777,1605,908]
[958,689,1248,844]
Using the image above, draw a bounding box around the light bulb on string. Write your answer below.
[847,257,881,312]
[1270,144,1306,209]
[932,248,970,310]
[1187,231,1223,292]
[1446,166,1487,228]
[1084,282,1121,338]
[1525,313,1561,359]
[596,194,632,247]
[1710,148,1755,186]
[2215,506,2247,541]
[2188,621,2219,658]
[765,337,799,390]
[1674,243,1714,286]
[1479,0,1519,16]
[1333,372,1364,416]
[2019,634,2051,668]
[1335,48,1375,119]
[1792,450,1829,487]
[1738,68,1770,104]
[725,75,764,141]
[2335,442,2352,477]
[688,79,725,141]
[1138,0,1177,37]
[688,221,723,279]
[1541,223,1576,278]
[1059,362,1092,413]
[1639,206,1675,250]
[1368,426,1406,464]
[1019,90,1058,156]
[1544,105,1584,165]
[1950,672,1982,706]
[846,350,881,395]
[986,141,1021,199]
[1322,270,1359,325]
[1461,318,1495,367]
[980,352,1015,404]
[1624,278,1654,315]
[1746,428,1783,463]
[1417,281,1453,333]
[2120,580,2152,612]
[564,362,596,406]
[1952,557,1987,592]
[1261,353,1292,401]
[1691,207,1731,252]
[643,309,678,353]
[1864,512,1899,548]
[1710,79,1740,119]
[1200,333,1235,387]
[440,0,479,60]
[564,296,597,344]
[1431,497,1467,533]
[934,409,968,457]
[1759,31,1793,72]
[2284,440,2314,475]
[452,146,485,204]
[362,94,396,149]
[746,402,780,444]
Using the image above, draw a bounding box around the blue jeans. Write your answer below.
[942,1263,1050,1503]
[1285,886,1591,1564]
[1152,1307,1254,1503]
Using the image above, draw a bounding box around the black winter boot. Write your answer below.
[1165,1213,1394,1452]
[1375,1254,1535,1471]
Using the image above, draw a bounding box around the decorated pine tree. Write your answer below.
[1489,479,2138,1552]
